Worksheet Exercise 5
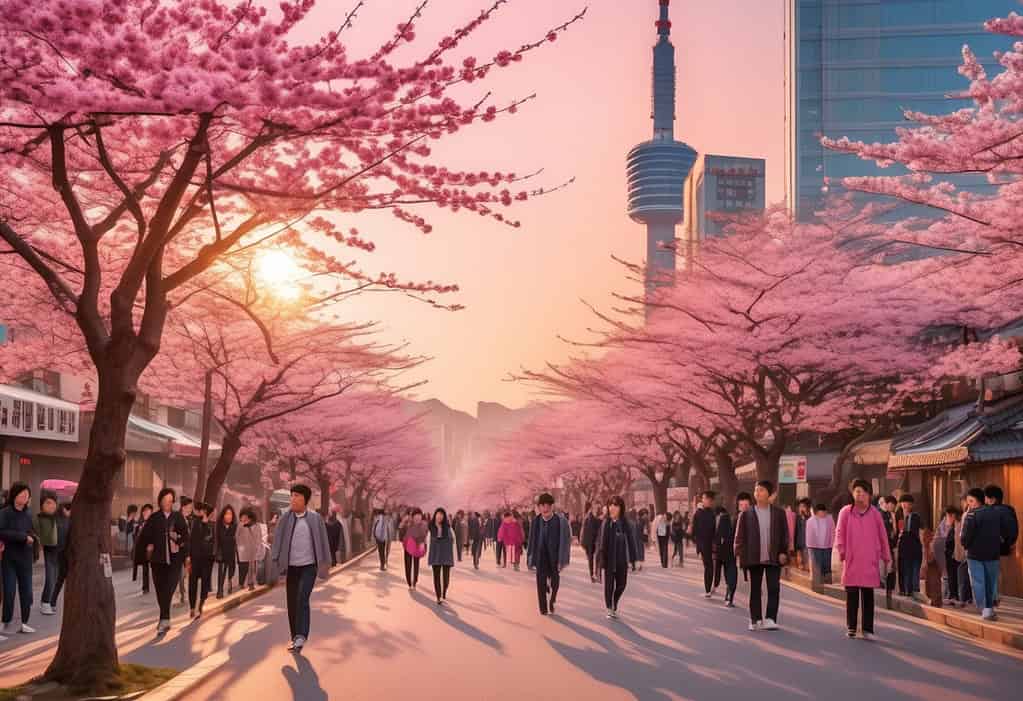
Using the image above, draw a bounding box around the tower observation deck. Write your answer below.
[626,0,697,290]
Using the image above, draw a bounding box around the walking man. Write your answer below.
[372,508,395,571]
[526,493,571,615]
[581,502,602,583]
[691,491,718,598]
[468,511,483,569]
[734,480,789,631]
[270,484,331,653]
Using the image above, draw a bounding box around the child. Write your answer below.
[805,503,835,584]
[897,494,924,601]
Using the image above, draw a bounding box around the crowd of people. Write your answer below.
[0,476,1018,652]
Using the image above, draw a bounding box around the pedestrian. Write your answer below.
[571,512,582,543]
[326,509,343,567]
[897,494,924,601]
[132,503,153,594]
[122,504,139,556]
[635,508,649,570]
[270,484,331,653]
[136,487,189,634]
[525,493,571,615]
[32,493,59,616]
[670,510,686,567]
[372,507,395,571]
[734,480,789,631]
[236,506,267,591]
[878,495,898,604]
[835,480,890,640]
[266,511,281,585]
[714,505,738,607]
[961,487,1005,620]
[402,508,428,590]
[497,511,526,571]
[653,510,670,568]
[468,511,483,569]
[795,498,812,572]
[736,492,752,584]
[45,502,71,615]
[954,497,973,608]
[984,484,1018,608]
[596,496,636,619]
[941,506,962,606]
[428,508,455,605]
[351,512,365,554]
[176,497,195,606]
[0,482,36,635]
[691,491,718,598]
[931,502,954,605]
[805,503,835,584]
[452,510,465,562]
[493,509,505,567]
[215,504,238,599]
[581,502,602,583]
[187,502,215,618]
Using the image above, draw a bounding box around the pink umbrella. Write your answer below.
[40,479,78,500]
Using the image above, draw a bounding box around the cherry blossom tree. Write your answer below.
[0,0,583,688]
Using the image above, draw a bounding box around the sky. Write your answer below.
[286,0,786,415]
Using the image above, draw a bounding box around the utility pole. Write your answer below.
[193,369,213,503]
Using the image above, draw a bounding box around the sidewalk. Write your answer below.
[783,562,1023,651]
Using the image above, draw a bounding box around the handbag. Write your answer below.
[403,535,426,558]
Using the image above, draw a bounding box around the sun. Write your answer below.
[255,249,302,299]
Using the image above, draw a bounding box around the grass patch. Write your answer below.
[0,664,177,701]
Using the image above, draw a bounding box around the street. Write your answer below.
[23,545,1014,701]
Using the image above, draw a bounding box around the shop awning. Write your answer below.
[852,439,892,466]
[887,446,969,471]
[127,415,221,458]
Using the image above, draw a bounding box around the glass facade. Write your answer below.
[787,0,1011,220]
[685,155,767,240]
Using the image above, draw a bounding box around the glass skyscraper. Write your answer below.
[785,0,1013,220]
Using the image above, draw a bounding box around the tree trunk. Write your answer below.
[44,372,133,691]
[753,437,786,485]
[201,431,242,507]
[688,469,706,511]
[318,478,331,517]
[715,448,738,514]
[193,370,213,503]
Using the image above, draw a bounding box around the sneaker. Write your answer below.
[549,603,556,615]
[911,592,927,603]
[704,592,713,599]
[287,637,296,651]
[606,608,614,619]
[0,635,7,642]
[748,621,761,632]
[40,603,54,616]
[847,629,856,638]
[610,609,619,619]
[19,624,35,634]
[725,599,735,608]
[981,608,995,621]
[862,632,876,641]
[2,622,17,635]
[293,635,306,651]
[761,619,779,631]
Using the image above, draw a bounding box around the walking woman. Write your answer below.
[32,493,59,616]
[236,506,267,591]
[215,504,238,598]
[595,496,636,619]
[670,511,686,567]
[498,511,526,571]
[428,508,455,605]
[835,479,891,640]
[132,503,153,593]
[0,482,36,635]
[136,487,189,633]
[403,508,428,590]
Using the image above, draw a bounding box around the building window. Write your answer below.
[69,411,76,435]
[47,407,54,431]
[59,410,67,434]
[23,402,33,433]
[37,405,46,431]
[166,406,185,429]
[0,405,7,428]
[11,400,21,429]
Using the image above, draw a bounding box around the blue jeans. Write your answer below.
[41,546,59,604]
[286,564,317,639]
[810,548,832,576]
[967,559,1000,611]
[1,556,33,624]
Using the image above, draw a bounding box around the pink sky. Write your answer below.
[289,0,785,414]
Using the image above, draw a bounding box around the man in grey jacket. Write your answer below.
[271,484,331,652]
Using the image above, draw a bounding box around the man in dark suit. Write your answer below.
[526,493,571,615]
[690,491,718,597]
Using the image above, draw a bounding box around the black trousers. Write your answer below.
[700,549,715,593]
[715,557,738,601]
[846,586,876,633]
[495,540,505,565]
[188,558,213,611]
[455,537,463,561]
[657,536,670,568]
[404,552,421,587]
[748,564,781,623]
[604,567,627,610]
[49,553,68,607]
[671,538,684,564]
[134,561,151,591]
[536,558,560,614]
[377,540,388,569]
[217,559,236,595]
[585,548,596,579]
[471,538,483,567]
[432,565,451,600]
[152,559,182,622]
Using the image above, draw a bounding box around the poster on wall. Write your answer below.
[779,455,808,484]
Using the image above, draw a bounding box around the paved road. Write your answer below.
[61,544,1019,701]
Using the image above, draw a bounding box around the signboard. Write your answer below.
[779,455,807,484]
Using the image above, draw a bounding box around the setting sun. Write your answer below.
[256,249,302,299]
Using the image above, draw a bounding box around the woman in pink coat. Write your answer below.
[835,479,892,640]
[497,511,525,571]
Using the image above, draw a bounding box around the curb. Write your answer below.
[780,567,1023,654]
[138,548,375,701]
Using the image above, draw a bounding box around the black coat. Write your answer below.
[326,518,342,552]
[713,511,735,562]
[188,517,215,562]
[962,505,1006,562]
[468,516,482,541]
[580,514,601,553]
[691,506,716,555]
[595,517,636,572]
[0,505,35,563]
[214,521,238,563]
[897,512,923,562]
[137,509,189,566]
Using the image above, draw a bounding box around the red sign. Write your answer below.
[18,456,31,466]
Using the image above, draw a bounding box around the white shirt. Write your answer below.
[289,512,315,567]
